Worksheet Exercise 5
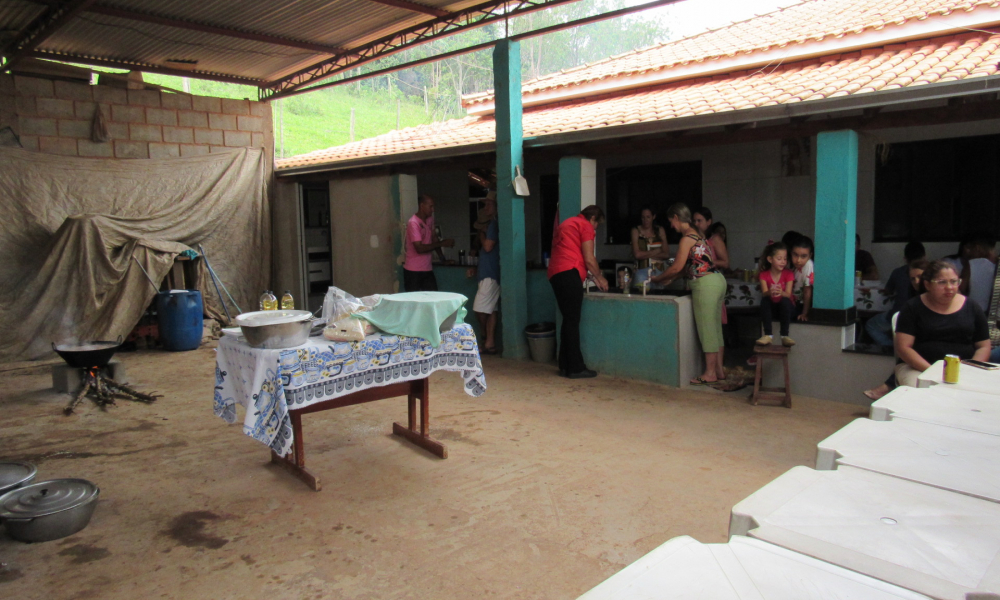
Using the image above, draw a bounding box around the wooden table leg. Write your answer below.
[269,412,322,491]
[392,378,447,459]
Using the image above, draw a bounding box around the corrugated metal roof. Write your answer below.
[1,0,488,88]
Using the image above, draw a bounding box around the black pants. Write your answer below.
[403,269,438,292]
[760,297,794,337]
[550,269,587,374]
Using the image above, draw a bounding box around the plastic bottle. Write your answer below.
[281,291,295,310]
[260,290,278,311]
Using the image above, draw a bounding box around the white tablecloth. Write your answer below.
[213,323,487,456]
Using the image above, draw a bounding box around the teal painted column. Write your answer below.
[813,130,858,310]
[494,39,529,360]
[558,157,596,223]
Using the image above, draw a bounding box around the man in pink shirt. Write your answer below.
[404,194,454,291]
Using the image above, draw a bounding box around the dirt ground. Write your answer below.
[0,348,865,599]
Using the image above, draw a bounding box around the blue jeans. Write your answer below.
[865,311,894,347]
[760,297,794,337]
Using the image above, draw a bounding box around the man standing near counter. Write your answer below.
[404,194,454,291]
[473,193,500,354]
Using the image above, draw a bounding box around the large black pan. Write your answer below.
[52,336,123,368]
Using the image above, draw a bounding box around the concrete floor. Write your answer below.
[0,348,865,599]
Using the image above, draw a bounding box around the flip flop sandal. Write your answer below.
[690,377,713,385]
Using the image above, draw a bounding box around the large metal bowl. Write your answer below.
[235,310,315,349]
[0,479,99,543]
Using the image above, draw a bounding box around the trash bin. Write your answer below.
[524,322,556,363]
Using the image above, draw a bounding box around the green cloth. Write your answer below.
[354,292,467,347]
[689,272,726,353]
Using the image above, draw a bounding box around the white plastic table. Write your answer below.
[577,535,930,600]
[869,386,1000,436]
[730,466,1000,600]
[917,359,1000,395]
[816,418,1000,502]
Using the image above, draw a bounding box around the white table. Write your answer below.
[869,386,1000,436]
[730,466,1000,600]
[816,418,1000,502]
[577,535,930,600]
[917,359,1000,395]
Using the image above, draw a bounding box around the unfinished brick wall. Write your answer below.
[0,74,273,159]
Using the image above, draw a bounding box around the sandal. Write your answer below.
[690,376,716,386]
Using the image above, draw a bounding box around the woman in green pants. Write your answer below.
[651,203,727,385]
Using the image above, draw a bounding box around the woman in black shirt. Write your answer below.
[894,261,991,387]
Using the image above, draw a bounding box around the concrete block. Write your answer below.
[149,142,180,159]
[39,136,78,156]
[194,128,223,145]
[54,80,93,102]
[146,107,177,126]
[107,122,128,140]
[93,85,127,104]
[0,74,13,95]
[223,130,251,147]
[114,140,149,159]
[209,145,231,153]
[58,119,92,138]
[161,93,192,110]
[129,123,162,142]
[14,76,54,98]
[178,110,208,128]
[74,100,96,119]
[251,132,264,147]
[208,113,237,131]
[19,116,56,136]
[15,96,36,115]
[180,144,210,156]
[249,102,267,117]
[36,97,75,118]
[237,115,263,132]
[221,98,249,115]
[52,359,128,393]
[191,95,221,113]
[112,104,145,123]
[18,135,39,151]
[127,89,160,107]
[162,126,193,144]
[77,139,114,158]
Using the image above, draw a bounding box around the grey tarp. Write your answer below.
[0,147,270,362]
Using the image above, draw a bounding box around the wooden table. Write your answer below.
[270,377,446,491]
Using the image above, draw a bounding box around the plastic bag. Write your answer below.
[321,286,381,325]
[323,317,376,342]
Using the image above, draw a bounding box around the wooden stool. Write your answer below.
[750,344,792,408]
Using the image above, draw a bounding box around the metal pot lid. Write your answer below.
[0,479,99,520]
[0,462,37,494]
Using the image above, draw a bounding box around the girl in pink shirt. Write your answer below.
[758,242,796,347]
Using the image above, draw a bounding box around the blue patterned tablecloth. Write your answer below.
[213,323,487,456]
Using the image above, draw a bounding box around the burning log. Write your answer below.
[61,367,159,415]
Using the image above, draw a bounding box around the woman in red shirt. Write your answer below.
[548,205,609,379]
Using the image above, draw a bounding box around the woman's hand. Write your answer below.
[594,274,609,291]
[895,332,931,372]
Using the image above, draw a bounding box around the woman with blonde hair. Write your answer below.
[652,203,727,385]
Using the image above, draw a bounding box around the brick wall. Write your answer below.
[0,74,273,159]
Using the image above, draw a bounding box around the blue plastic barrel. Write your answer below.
[157,290,204,351]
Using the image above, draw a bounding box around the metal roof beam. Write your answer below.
[2,0,97,70]
[85,4,347,55]
[367,0,449,18]
[263,0,583,98]
[28,50,264,86]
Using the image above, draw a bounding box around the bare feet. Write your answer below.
[864,383,890,401]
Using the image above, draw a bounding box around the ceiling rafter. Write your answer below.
[2,0,97,69]
[262,0,582,98]
[84,4,348,55]
[367,0,449,18]
[28,49,264,85]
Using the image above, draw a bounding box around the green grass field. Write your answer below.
[139,74,436,158]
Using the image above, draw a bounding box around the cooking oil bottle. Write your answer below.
[280,290,295,310]
[260,290,278,310]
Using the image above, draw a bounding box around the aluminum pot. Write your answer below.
[52,336,123,368]
[0,479,99,543]
[235,310,316,349]
[0,462,37,495]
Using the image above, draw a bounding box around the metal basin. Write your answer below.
[0,462,37,495]
[0,479,99,543]
[52,336,122,368]
[235,310,315,349]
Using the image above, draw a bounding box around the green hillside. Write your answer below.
[140,74,434,158]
